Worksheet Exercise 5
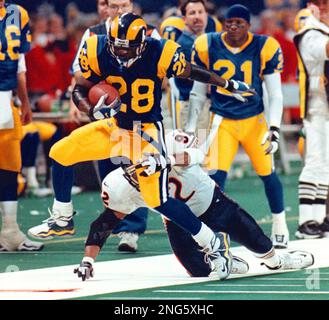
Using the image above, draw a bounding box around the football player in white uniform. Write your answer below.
[294,0,329,238]
[74,130,314,281]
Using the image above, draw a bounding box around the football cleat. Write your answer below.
[271,232,289,249]
[295,220,323,239]
[320,217,329,237]
[28,217,75,240]
[0,234,44,252]
[202,232,233,280]
[16,238,44,251]
[118,232,139,253]
[231,256,249,274]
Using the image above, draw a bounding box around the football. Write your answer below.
[88,82,120,106]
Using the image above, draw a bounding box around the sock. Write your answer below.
[21,132,40,167]
[298,181,317,225]
[192,222,216,249]
[255,248,280,269]
[24,167,39,188]
[299,205,314,225]
[313,184,328,223]
[52,160,74,203]
[0,201,19,231]
[272,211,288,234]
[209,170,228,190]
[259,172,284,213]
[155,198,202,236]
[52,199,73,226]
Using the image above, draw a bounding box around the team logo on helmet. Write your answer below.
[108,13,147,68]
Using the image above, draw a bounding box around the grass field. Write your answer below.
[1,171,329,300]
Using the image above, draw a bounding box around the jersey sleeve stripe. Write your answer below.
[19,6,29,29]
[194,34,209,69]
[260,37,281,73]
[86,36,101,77]
[157,40,181,79]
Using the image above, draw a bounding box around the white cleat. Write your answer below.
[262,250,314,270]
[0,232,44,252]
[202,232,233,280]
[271,232,289,249]
[231,256,249,274]
[118,232,139,253]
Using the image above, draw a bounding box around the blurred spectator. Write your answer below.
[26,13,77,109]
[257,9,298,83]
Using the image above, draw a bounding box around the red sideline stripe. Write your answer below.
[0,288,79,293]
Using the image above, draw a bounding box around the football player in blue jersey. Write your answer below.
[0,0,43,251]
[160,0,222,42]
[187,4,290,248]
[29,13,253,278]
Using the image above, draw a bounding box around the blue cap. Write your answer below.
[225,4,251,24]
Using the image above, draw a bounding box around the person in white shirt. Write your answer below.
[294,0,329,239]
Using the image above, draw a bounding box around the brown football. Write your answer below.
[88,82,120,106]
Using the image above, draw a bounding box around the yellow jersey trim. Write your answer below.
[221,32,254,54]
[86,36,101,77]
[157,40,180,79]
[260,36,281,74]
[193,34,209,69]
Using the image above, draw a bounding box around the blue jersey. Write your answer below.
[193,32,283,119]
[161,15,222,42]
[0,3,31,91]
[174,30,196,101]
[79,36,187,129]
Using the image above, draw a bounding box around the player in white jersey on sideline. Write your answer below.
[73,130,314,281]
[293,0,329,239]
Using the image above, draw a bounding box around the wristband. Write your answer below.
[82,256,94,265]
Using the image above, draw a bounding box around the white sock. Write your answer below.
[0,201,19,231]
[255,248,281,269]
[25,167,39,188]
[299,204,313,225]
[272,211,288,234]
[192,223,216,249]
[52,200,73,226]
[313,204,326,224]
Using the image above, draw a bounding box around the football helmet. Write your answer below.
[108,13,147,68]
[165,129,198,155]
[294,8,312,32]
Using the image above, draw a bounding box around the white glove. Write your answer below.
[136,153,169,177]
[261,126,280,155]
[74,257,94,281]
[89,94,121,121]
[225,79,256,103]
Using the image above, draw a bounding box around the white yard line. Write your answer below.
[0,238,328,300]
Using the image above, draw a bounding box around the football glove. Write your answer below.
[136,153,169,177]
[74,257,94,281]
[225,79,256,103]
[261,126,280,155]
[88,94,121,121]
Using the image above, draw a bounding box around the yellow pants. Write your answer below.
[206,113,273,176]
[23,121,57,142]
[0,106,23,172]
[50,118,168,208]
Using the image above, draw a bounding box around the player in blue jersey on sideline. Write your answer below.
[0,0,43,251]
[187,4,290,249]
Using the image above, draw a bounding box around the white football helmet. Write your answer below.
[165,129,198,156]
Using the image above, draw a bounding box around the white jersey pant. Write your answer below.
[299,115,329,185]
